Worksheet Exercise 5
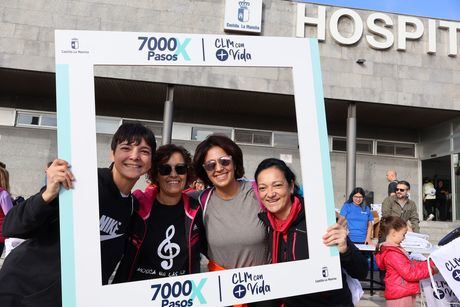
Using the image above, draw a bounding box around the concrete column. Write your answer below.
[346,102,357,196]
[162,85,175,145]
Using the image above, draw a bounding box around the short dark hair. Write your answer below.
[379,216,407,241]
[397,180,410,190]
[254,158,300,201]
[150,144,193,186]
[193,134,244,187]
[0,161,6,169]
[347,187,366,203]
[111,122,156,153]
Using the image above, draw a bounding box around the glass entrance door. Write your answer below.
[421,155,452,221]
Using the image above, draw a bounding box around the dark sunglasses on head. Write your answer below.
[202,155,232,172]
[158,163,188,176]
[396,188,407,192]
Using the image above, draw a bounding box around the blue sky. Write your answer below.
[295,0,460,21]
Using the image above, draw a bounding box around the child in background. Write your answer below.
[375,216,437,307]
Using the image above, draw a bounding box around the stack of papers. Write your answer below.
[401,232,432,250]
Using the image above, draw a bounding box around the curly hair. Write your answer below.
[193,134,244,187]
[149,144,193,186]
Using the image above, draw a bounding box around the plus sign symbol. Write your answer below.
[453,269,460,282]
[233,284,247,299]
[215,49,229,61]
[433,288,445,300]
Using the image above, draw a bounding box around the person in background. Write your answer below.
[255,158,368,307]
[386,170,398,196]
[114,144,205,282]
[422,177,436,221]
[435,179,449,221]
[194,179,205,191]
[375,216,437,307]
[0,166,14,255]
[0,122,156,307]
[339,187,374,244]
[382,181,420,233]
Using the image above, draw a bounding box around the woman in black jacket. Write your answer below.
[255,158,368,307]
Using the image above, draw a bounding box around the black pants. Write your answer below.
[437,200,448,221]
[424,199,437,219]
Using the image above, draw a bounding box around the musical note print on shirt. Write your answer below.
[157,225,181,270]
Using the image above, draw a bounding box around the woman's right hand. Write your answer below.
[41,159,74,203]
[323,222,348,254]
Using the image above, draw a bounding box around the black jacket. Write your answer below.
[259,202,368,307]
[0,189,60,307]
[0,168,135,307]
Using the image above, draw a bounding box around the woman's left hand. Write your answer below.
[365,237,373,245]
[323,223,348,254]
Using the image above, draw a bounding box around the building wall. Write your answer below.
[1,0,459,109]
[330,151,419,208]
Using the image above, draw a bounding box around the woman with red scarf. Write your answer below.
[255,158,368,307]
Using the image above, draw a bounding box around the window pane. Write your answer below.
[395,143,415,157]
[252,131,272,145]
[332,138,346,151]
[234,130,253,143]
[273,132,298,148]
[356,140,373,154]
[377,142,395,155]
[41,115,57,127]
[17,113,39,125]
[142,123,163,137]
[191,127,231,141]
[123,119,163,137]
[96,117,120,134]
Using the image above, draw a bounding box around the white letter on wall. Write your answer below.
[439,20,460,56]
[296,3,326,40]
[427,19,437,54]
[397,16,424,50]
[366,13,394,49]
[330,8,364,45]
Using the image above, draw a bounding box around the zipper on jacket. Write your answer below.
[128,217,148,281]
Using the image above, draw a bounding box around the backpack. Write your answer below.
[12,195,25,206]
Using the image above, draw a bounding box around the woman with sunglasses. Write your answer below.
[115,144,206,282]
[255,158,368,307]
[193,135,270,276]
[339,187,374,244]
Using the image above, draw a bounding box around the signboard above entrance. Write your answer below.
[296,3,460,57]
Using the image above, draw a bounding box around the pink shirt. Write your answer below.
[0,190,13,215]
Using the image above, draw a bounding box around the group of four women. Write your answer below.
[116,134,367,306]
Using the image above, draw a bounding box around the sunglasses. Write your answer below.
[396,188,407,192]
[203,155,232,172]
[158,163,188,176]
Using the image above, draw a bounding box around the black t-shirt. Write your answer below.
[132,198,187,280]
[98,168,137,285]
[388,180,398,195]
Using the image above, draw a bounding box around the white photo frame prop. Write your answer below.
[55,30,340,307]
